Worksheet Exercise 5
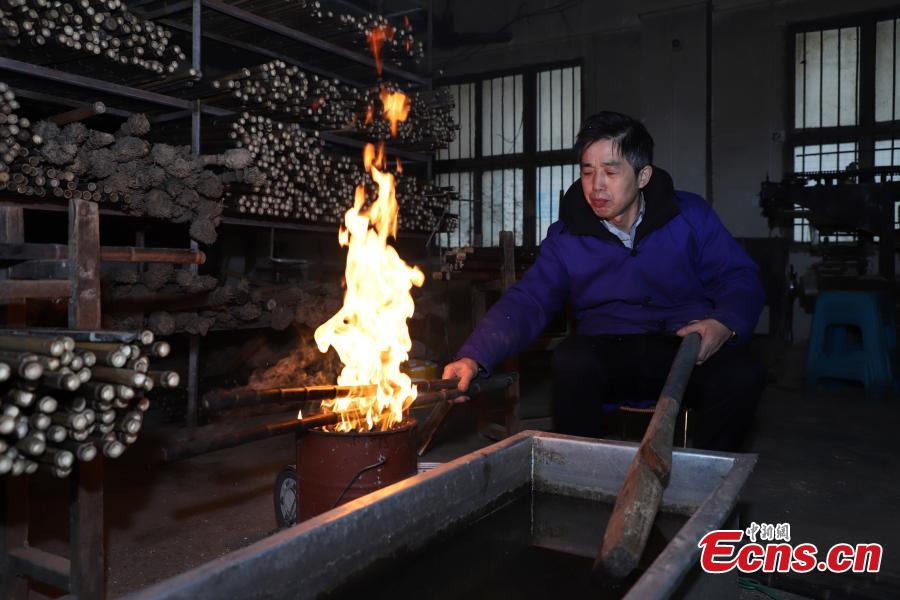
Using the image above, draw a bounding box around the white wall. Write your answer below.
[640,3,709,199]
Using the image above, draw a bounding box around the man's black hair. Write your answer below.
[574,111,654,174]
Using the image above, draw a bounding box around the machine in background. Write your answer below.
[759,166,900,313]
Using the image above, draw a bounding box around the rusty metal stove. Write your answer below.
[296,419,417,520]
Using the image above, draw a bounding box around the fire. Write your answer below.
[367,25,394,76]
[314,88,423,432]
[380,88,410,137]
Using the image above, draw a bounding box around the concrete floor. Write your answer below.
[22,340,900,599]
[736,344,900,600]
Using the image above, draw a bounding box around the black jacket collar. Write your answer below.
[559,166,681,246]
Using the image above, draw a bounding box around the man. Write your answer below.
[442,111,766,452]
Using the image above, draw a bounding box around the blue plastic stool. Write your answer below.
[805,291,896,398]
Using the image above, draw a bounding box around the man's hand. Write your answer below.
[442,357,479,392]
[676,319,733,365]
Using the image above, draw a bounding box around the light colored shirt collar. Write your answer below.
[601,192,645,249]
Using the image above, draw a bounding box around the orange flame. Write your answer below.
[314,87,422,432]
[380,88,410,138]
[367,26,394,76]
[396,158,403,173]
[365,103,374,125]
[364,142,386,172]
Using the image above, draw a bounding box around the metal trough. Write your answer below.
[125,431,756,600]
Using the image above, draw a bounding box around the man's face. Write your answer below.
[580,139,651,226]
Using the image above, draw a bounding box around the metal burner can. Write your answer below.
[296,419,417,521]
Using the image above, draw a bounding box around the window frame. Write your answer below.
[786,9,900,245]
[435,59,584,247]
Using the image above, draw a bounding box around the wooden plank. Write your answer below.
[68,198,101,330]
[0,242,60,260]
[6,260,70,280]
[0,280,72,300]
[68,197,105,599]
[9,547,71,591]
[594,333,700,579]
[0,242,205,264]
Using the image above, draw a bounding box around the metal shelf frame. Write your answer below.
[198,0,428,86]
[0,57,232,117]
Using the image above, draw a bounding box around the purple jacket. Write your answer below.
[456,167,765,372]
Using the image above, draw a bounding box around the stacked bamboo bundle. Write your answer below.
[0,85,263,245]
[211,113,357,222]
[210,113,454,232]
[0,329,179,478]
[0,81,42,189]
[104,275,344,337]
[205,62,456,150]
[0,0,186,74]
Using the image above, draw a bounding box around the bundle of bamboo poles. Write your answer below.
[0,82,43,190]
[0,88,263,244]
[193,0,422,66]
[394,176,455,234]
[354,12,423,64]
[0,0,186,75]
[208,62,361,130]
[345,84,457,150]
[104,276,344,337]
[206,113,455,232]
[0,329,179,478]
[216,113,357,222]
[204,61,456,150]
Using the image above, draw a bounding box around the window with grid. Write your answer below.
[874,138,900,229]
[435,63,582,248]
[436,172,475,248]
[789,11,900,243]
[875,18,900,231]
[536,164,578,242]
